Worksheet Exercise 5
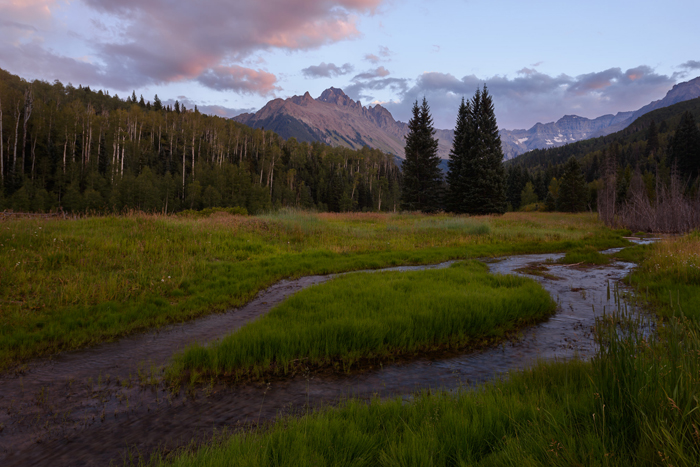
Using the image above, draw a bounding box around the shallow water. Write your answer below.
[0,253,638,466]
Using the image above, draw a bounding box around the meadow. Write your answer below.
[169,261,556,381]
[0,211,625,370]
[151,234,700,467]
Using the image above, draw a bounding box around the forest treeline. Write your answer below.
[504,97,700,226]
[0,68,401,214]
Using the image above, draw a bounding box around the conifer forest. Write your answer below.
[0,68,401,214]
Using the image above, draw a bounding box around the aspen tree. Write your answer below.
[0,92,3,184]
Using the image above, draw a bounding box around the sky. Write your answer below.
[1,0,699,130]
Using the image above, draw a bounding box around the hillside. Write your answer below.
[500,76,700,158]
[234,87,455,160]
[511,96,700,172]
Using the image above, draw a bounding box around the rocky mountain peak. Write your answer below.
[289,91,315,106]
[317,87,361,109]
[665,76,700,104]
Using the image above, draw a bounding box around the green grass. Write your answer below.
[150,234,700,467]
[0,211,626,370]
[169,261,556,380]
[613,244,651,264]
[626,232,700,319]
[152,315,700,467]
[557,245,611,265]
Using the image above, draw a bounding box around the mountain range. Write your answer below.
[235,77,700,162]
[234,88,455,159]
[499,76,700,158]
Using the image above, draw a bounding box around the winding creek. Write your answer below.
[0,248,650,466]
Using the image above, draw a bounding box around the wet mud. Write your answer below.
[0,253,640,466]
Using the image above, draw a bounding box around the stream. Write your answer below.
[0,248,648,466]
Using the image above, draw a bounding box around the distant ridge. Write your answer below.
[500,76,700,158]
[234,87,455,160]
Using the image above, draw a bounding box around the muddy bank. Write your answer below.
[0,254,638,466]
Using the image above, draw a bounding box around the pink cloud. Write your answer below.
[2,0,56,22]
[0,0,383,94]
[196,66,280,96]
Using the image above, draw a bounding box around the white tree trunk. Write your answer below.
[191,131,195,179]
[13,101,20,174]
[0,94,3,183]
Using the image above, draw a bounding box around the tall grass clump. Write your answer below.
[626,232,700,319]
[557,245,611,265]
[415,217,491,236]
[589,310,700,464]
[170,261,556,380]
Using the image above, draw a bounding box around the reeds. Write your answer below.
[169,261,556,380]
[557,245,612,265]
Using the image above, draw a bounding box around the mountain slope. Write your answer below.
[500,76,700,158]
[510,96,700,172]
[234,88,455,160]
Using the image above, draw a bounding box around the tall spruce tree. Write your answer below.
[556,156,588,212]
[645,120,659,156]
[452,86,507,214]
[401,98,442,211]
[153,94,163,111]
[446,97,472,213]
[671,111,700,181]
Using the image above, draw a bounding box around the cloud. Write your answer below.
[0,19,38,32]
[364,45,392,64]
[0,40,116,89]
[0,0,56,24]
[342,64,408,102]
[352,66,390,80]
[0,0,383,94]
[382,66,676,130]
[162,97,254,118]
[345,78,409,103]
[302,62,354,79]
[196,66,280,95]
[680,60,700,70]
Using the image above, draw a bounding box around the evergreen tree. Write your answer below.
[671,111,700,181]
[534,171,548,201]
[131,90,137,104]
[645,120,659,156]
[139,94,146,108]
[520,182,538,206]
[445,97,472,213]
[505,165,528,210]
[153,94,163,111]
[460,86,507,214]
[401,98,442,212]
[557,157,588,212]
[174,100,181,114]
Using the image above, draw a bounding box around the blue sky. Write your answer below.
[1,0,698,129]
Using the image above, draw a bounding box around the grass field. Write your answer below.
[169,261,556,381]
[0,211,626,370]
[151,233,700,467]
